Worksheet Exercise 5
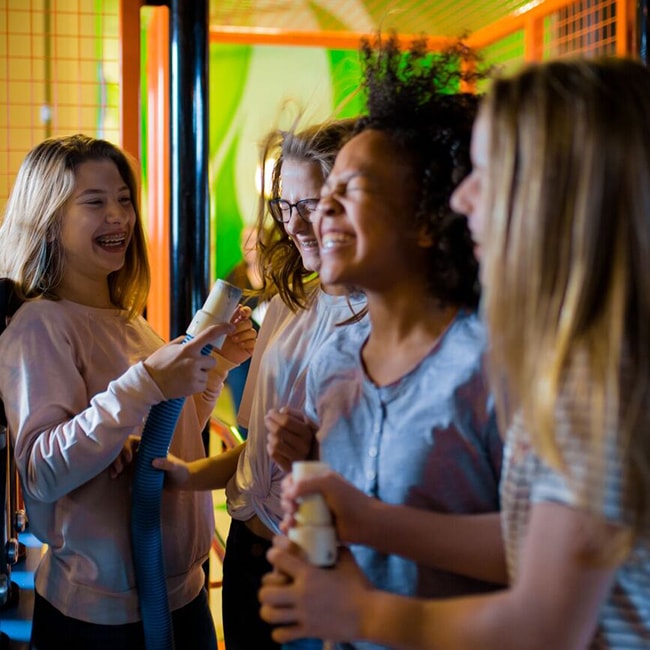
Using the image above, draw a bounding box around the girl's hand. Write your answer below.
[265,407,317,472]
[151,453,191,488]
[218,305,257,366]
[110,435,140,478]
[259,537,370,644]
[280,470,372,544]
[144,324,232,399]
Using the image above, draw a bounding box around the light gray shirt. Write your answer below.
[307,310,503,650]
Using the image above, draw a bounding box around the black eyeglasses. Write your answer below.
[268,198,319,224]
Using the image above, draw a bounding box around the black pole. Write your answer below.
[639,0,650,64]
[168,0,210,338]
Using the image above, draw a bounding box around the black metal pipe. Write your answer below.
[639,0,650,64]
[168,0,210,338]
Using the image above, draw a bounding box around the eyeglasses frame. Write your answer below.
[268,197,320,224]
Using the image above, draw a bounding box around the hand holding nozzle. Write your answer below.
[289,461,338,568]
[143,280,243,400]
[187,279,243,347]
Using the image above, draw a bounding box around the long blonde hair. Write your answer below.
[482,58,650,539]
[0,134,150,319]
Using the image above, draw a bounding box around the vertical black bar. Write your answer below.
[168,0,210,338]
[639,0,650,64]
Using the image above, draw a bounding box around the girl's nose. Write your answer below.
[105,199,128,223]
[285,208,310,236]
[317,193,340,218]
[450,179,470,216]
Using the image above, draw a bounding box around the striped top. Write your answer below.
[501,367,650,648]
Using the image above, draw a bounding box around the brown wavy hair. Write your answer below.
[254,118,358,312]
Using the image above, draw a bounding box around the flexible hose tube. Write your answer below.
[131,335,210,650]
[131,392,183,649]
[131,280,241,650]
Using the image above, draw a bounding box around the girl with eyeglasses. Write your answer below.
[154,118,366,650]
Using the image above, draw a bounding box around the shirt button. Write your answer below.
[366,469,376,481]
[368,446,378,458]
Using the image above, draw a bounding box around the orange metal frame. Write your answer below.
[120,0,170,341]
[119,0,143,161]
[208,0,634,56]
[123,0,635,339]
[208,26,455,50]
[144,6,171,342]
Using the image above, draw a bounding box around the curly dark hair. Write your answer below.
[255,118,358,311]
[354,33,483,308]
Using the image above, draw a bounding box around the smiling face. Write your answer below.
[450,110,489,262]
[280,158,325,273]
[315,129,423,291]
[59,159,135,297]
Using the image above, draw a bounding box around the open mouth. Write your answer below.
[320,232,354,250]
[297,238,318,250]
[96,233,128,249]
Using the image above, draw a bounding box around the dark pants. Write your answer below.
[30,588,216,650]
[222,518,280,650]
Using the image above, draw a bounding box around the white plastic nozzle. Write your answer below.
[293,461,331,481]
[291,460,337,567]
[288,525,338,567]
[293,461,332,526]
[186,279,242,348]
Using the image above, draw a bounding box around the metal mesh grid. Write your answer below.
[474,0,621,93]
[0,0,119,210]
[545,0,618,57]
[0,0,632,210]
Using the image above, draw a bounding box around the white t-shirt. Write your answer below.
[226,287,366,533]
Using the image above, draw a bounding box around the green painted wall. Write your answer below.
[209,43,364,279]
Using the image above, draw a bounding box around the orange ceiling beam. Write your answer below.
[466,0,587,48]
[209,26,455,51]
[210,0,628,54]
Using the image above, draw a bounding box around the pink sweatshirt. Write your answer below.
[0,298,226,624]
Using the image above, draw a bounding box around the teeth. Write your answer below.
[321,233,352,249]
[299,239,318,249]
[97,235,126,247]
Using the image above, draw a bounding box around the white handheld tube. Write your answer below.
[288,461,338,568]
[186,279,242,347]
